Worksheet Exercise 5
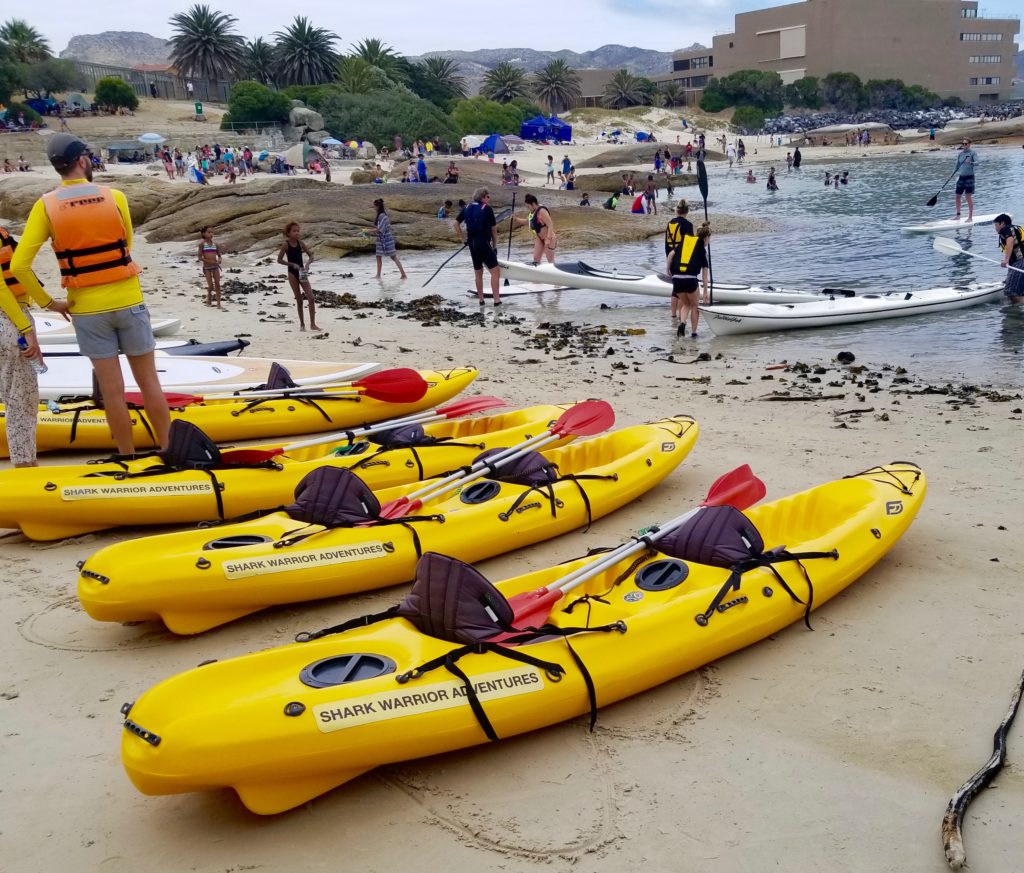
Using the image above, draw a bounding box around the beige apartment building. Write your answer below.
[656,0,1020,104]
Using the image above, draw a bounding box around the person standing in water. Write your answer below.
[792,146,802,169]
[277,222,321,331]
[454,187,501,307]
[954,137,977,222]
[197,226,222,308]
[513,194,557,265]
[766,168,779,191]
[367,198,408,281]
[994,213,1023,304]
[666,222,711,337]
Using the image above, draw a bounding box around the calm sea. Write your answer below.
[357,145,1024,388]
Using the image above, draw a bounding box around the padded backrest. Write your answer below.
[472,448,558,488]
[286,467,381,526]
[657,505,764,568]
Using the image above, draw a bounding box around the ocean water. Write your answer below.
[367,145,1024,388]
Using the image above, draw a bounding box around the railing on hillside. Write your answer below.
[70,61,232,103]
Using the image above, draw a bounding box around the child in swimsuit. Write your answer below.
[198,226,223,308]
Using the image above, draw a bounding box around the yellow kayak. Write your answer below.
[120,462,925,814]
[0,367,477,456]
[0,401,569,540]
[79,417,698,633]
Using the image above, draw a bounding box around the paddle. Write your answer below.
[218,395,508,464]
[932,235,1024,273]
[925,154,965,208]
[696,158,714,306]
[493,465,766,637]
[503,192,516,286]
[377,400,615,519]
[197,368,428,403]
[424,206,515,289]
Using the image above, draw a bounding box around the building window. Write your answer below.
[969,55,1001,62]
[729,42,734,48]
[969,76,1001,85]
[961,33,1002,40]
[674,59,689,71]
[961,8,977,17]
[690,75,709,88]
[690,56,709,69]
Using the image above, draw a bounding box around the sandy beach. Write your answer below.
[1,100,1022,873]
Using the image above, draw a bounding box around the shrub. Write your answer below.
[784,76,822,109]
[319,88,459,150]
[450,96,523,136]
[731,105,765,133]
[223,80,291,129]
[699,79,730,113]
[94,76,138,111]
[6,101,41,123]
[280,84,333,109]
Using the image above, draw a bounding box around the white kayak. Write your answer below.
[498,259,824,304]
[901,213,999,234]
[699,282,1003,336]
[465,281,569,297]
[37,357,382,400]
[32,313,181,343]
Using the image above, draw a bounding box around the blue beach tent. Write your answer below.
[478,133,510,155]
[520,115,550,140]
[547,116,572,142]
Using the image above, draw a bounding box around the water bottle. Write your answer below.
[17,336,47,375]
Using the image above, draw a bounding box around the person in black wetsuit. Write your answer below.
[454,187,501,306]
[276,221,320,331]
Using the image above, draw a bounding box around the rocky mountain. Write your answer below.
[60,31,170,67]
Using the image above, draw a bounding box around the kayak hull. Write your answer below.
[120,462,925,813]
[2,363,465,458]
[498,259,821,304]
[700,282,1002,335]
[79,418,698,632]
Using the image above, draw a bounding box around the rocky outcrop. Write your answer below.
[59,31,171,67]
[289,106,325,133]
[575,143,724,170]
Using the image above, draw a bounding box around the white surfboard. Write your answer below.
[901,213,1000,234]
[32,314,181,342]
[37,357,382,400]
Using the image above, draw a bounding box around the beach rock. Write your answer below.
[0,173,171,226]
[575,170,696,194]
[289,106,325,132]
[575,143,724,169]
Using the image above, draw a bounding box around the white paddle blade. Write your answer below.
[932,236,963,256]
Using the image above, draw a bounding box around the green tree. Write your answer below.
[864,78,905,109]
[660,82,683,107]
[0,42,21,104]
[418,56,467,100]
[168,4,245,79]
[821,71,866,112]
[0,19,50,64]
[699,77,730,112]
[94,76,138,111]
[318,88,458,149]
[273,16,338,86]
[480,61,530,103]
[6,100,40,123]
[450,96,523,135]
[901,83,940,110]
[281,84,332,108]
[334,56,378,94]
[531,59,581,114]
[732,105,765,133]
[603,69,645,108]
[243,38,276,86]
[349,37,405,82]
[509,96,543,120]
[20,57,84,98]
[222,80,290,129]
[784,75,821,109]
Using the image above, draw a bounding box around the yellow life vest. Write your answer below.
[670,235,699,275]
[41,184,142,289]
[664,217,692,252]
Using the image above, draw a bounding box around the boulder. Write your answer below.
[289,106,325,132]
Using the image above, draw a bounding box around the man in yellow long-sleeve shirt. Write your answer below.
[11,134,170,454]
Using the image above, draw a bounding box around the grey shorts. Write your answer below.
[955,176,975,196]
[73,303,157,359]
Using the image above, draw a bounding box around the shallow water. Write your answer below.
[349,146,1024,388]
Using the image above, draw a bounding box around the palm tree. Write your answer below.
[168,5,245,80]
[349,37,405,82]
[273,16,338,86]
[480,61,529,103]
[660,82,683,108]
[419,56,467,99]
[603,69,645,109]
[531,59,581,114]
[243,38,275,86]
[0,19,50,63]
[335,56,377,94]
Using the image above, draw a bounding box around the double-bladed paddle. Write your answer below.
[377,400,615,519]
[933,235,1024,273]
[696,158,714,306]
[490,465,766,638]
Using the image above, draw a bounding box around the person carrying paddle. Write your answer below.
[994,213,1024,304]
[666,223,710,336]
[664,200,694,256]
[454,187,501,307]
[10,133,171,456]
[512,194,557,266]
[954,137,977,222]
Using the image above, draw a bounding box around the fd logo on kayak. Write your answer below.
[885,501,903,515]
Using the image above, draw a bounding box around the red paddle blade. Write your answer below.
[434,396,508,418]
[551,400,615,437]
[491,587,564,642]
[377,496,422,520]
[124,391,202,407]
[701,464,766,509]
[218,446,286,464]
[353,368,428,403]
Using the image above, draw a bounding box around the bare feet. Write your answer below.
[310,323,321,331]
[400,273,408,280]
[300,324,307,331]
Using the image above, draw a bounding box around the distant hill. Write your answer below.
[60,31,170,67]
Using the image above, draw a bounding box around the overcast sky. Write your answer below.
[43,0,1024,58]
[46,0,793,57]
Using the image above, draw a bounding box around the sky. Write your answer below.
[43,0,797,57]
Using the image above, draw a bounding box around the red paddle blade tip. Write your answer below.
[356,369,429,403]
[378,497,419,520]
[490,587,563,642]
[552,399,615,437]
[435,396,508,418]
[702,464,766,509]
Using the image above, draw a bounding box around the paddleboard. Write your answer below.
[39,339,250,358]
[465,282,569,297]
[32,314,181,342]
[38,357,382,400]
[901,213,999,234]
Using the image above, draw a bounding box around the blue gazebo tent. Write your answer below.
[520,115,550,140]
[634,131,651,142]
[477,133,510,155]
[547,116,572,142]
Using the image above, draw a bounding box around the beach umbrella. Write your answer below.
[138,133,165,144]
[320,137,341,146]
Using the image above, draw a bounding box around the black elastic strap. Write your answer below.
[295,605,402,642]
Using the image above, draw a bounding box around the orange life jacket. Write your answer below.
[0,227,22,293]
[42,184,141,288]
